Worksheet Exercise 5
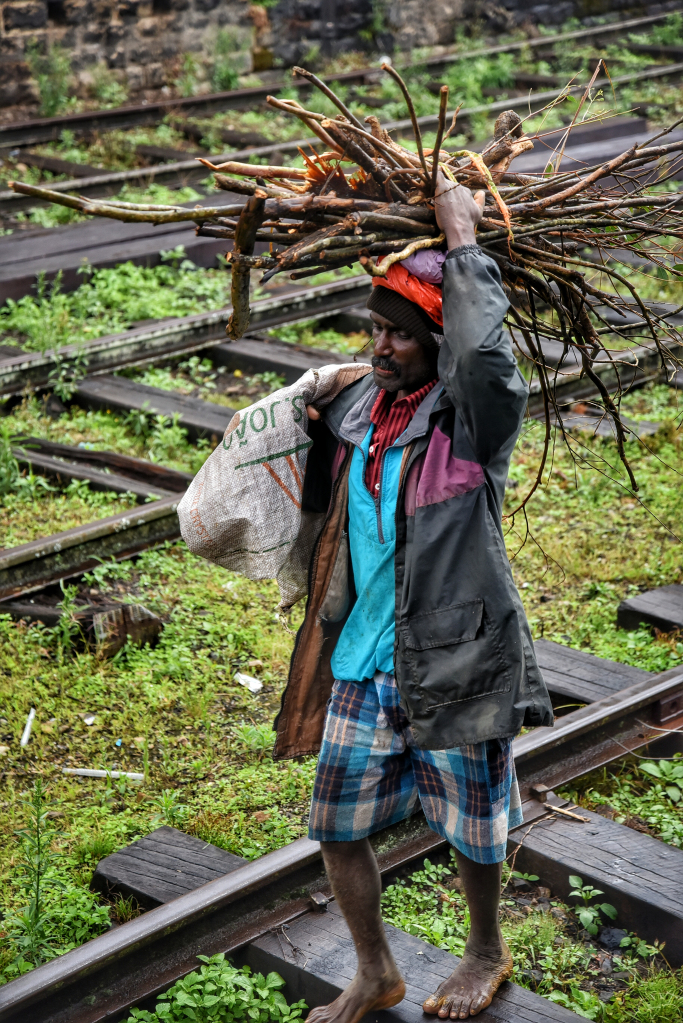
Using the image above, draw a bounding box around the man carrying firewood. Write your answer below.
[272,176,554,1021]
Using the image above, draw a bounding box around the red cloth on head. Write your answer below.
[372,262,444,327]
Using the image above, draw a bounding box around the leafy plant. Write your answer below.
[639,757,683,802]
[15,468,55,502]
[212,31,240,92]
[232,723,275,752]
[9,780,62,965]
[47,345,90,402]
[153,789,190,827]
[511,870,540,882]
[54,582,83,662]
[90,64,128,108]
[567,875,617,936]
[125,955,307,1023]
[26,42,72,117]
[548,986,604,1020]
[0,421,20,496]
[176,53,201,98]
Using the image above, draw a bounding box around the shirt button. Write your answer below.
[369,445,374,453]
[375,483,380,490]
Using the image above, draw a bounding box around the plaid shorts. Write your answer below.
[308,672,523,864]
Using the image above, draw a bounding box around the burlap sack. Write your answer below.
[178,363,371,610]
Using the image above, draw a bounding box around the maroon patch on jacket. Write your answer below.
[406,425,484,515]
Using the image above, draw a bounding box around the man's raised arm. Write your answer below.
[435,178,528,467]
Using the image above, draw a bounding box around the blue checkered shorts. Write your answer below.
[308,672,523,864]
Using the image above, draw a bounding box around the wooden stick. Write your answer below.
[321,120,392,187]
[430,86,449,197]
[381,63,430,183]
[197,159,308,180]
[292,66,365,131]
[266,95,342,151]
[359,233,445,276]
[226,252,277,269]
[227,191,267,340]
[213,174,296,198]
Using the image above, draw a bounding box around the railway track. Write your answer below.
[0,663,680,1023]
[0,12,671,153]
[0,273,372,398]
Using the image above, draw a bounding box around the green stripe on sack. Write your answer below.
[234,440,313,469]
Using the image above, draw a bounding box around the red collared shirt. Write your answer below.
[365,379,438,494]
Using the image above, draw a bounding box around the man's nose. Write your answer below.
[374,330,392,355]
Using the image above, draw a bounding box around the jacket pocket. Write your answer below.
[399,600,512,707]
[318,531,350,623]
[402,599,483,650]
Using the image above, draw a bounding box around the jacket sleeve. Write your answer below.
[439,244,528,467]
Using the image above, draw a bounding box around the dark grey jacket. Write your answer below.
[273,245,553,760]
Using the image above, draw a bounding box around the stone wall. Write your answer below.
[0,0,677,111]
[0,0,261,108]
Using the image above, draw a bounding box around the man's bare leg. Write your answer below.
[307,838,406,1023]
[423,852,512,1019]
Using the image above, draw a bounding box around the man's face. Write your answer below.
[370,311,437,396]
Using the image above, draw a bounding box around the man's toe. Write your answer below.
[422,995,440,1015]
[437,997,452,1018]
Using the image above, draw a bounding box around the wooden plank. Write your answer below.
[11,436,191,491]
[509,801,683,966]
[3,600,163,655]
[244,902,581,1022]
[92,825,246,908]
[535,639,651,705]
[75,375,233,443]
[617,584,683,632]
[13,448,177,500]
[19,151,104,178]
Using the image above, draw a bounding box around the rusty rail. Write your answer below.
[0,274,371,398]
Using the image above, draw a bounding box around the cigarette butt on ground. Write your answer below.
[20,708,36,748]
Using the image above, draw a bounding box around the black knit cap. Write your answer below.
[367,285,442,349]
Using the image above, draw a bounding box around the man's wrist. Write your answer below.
[444,226,477,250]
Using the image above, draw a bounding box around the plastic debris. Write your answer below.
[83,714,96,726]
[234,672,263,694]
[20,707,36,747]
[62,768,144,781]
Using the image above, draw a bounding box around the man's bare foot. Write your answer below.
[422,940,513,1019]
[307,964,405,1023]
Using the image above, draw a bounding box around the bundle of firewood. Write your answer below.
[10,64,683,499]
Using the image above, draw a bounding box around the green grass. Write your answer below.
[502,383,683,674]
[0,476,139,549]
[0,249,231,352]
[561,755,683,850]
[0,254,363,355]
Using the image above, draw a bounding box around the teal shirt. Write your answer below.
[330,424,404,682]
